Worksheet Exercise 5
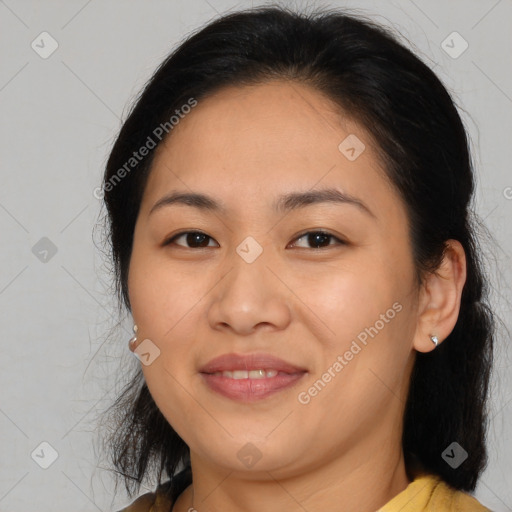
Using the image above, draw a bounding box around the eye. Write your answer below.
[163,230,346,250]
[164,231,219,248]
[289,230,346,249]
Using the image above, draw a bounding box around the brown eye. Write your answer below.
[165,231,218,248]
[290,231,346,249]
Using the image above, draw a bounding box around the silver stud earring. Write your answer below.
[128,324,138,351]
[430,335,439,348]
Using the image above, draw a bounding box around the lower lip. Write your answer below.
[200,372,307,402]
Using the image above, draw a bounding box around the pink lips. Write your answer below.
[199,353,307,402]
[199,353,306,374]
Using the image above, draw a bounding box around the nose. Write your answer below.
[207,246,292,335]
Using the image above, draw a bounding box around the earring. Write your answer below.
[430,335,439,348]
[128,325,138,351]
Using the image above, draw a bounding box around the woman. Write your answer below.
[100,5,495,511]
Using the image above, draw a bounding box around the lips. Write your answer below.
[199,353,308,402]
[199,352,307,374]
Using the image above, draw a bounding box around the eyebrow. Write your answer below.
[149,187,375,218]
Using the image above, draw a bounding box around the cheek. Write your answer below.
[141,363,205,451]
[297,257,416,395]
[128,243,206,335]
[290,260,403,347]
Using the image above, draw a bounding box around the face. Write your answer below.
[128,81,420,477]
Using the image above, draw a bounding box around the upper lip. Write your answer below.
[199,353,307,374]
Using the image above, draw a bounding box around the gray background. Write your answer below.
[0,0,511,510]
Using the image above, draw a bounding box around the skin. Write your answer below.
[127,80,467,512]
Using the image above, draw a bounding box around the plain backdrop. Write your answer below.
[0,0,511,510]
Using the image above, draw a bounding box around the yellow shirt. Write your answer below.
[119,471,492,511]
[378,471,491,511]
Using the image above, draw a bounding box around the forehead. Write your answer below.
[157,80,362,163]
[142,80,397,216]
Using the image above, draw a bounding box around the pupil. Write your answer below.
[309,232,329,248]
[188,233,209,247]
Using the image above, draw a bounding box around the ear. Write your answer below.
[413,240,467,353]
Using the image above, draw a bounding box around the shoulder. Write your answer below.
[430,478,492,511]
[379,471,493,511]
[117,488,173,512]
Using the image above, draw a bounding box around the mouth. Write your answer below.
[199,352,307,402]
[199,352,307,374]
[210,369,281,379]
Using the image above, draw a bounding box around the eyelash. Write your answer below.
[163,230,347,250]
